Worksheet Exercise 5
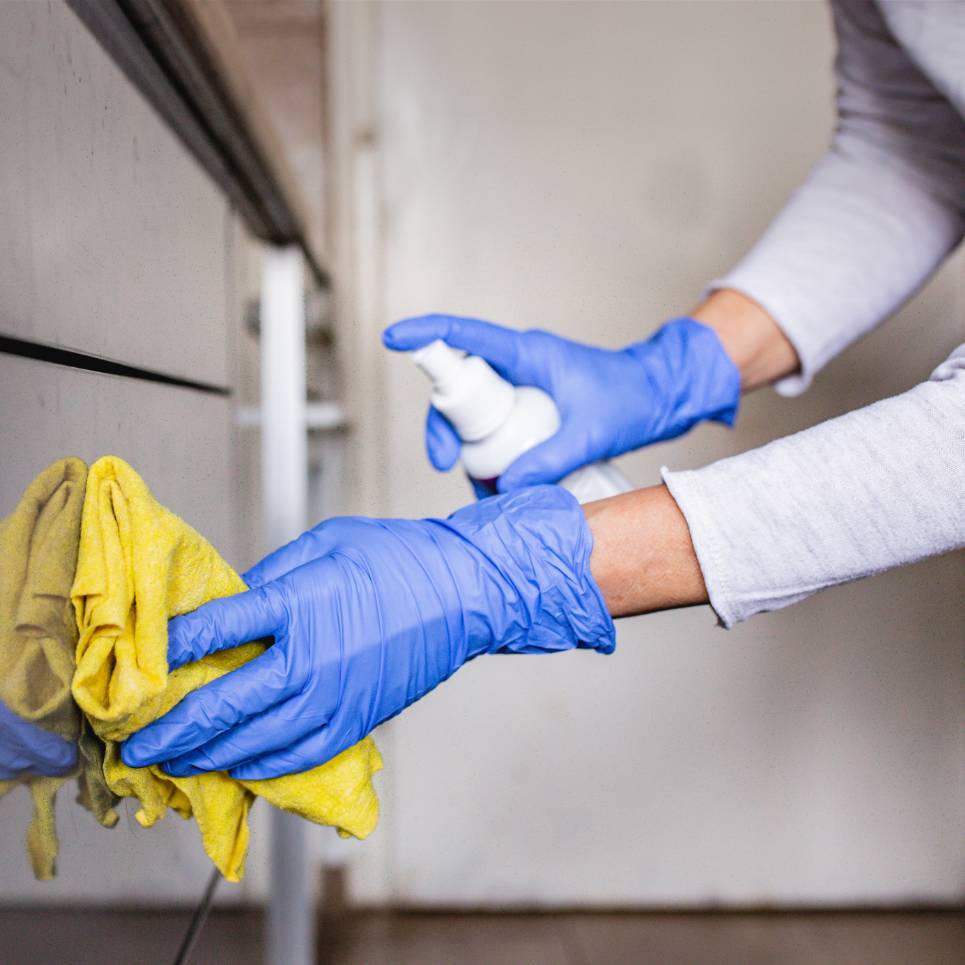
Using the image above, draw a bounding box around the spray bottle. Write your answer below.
[411,340,633,504]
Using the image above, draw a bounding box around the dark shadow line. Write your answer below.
[0,334,232,397]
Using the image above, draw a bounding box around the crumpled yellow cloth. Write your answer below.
[70,456,382,880]
[0,458,117,880]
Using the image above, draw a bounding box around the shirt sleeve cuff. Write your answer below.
[660,465,740,629]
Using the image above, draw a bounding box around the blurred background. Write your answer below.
[1,1,962,963]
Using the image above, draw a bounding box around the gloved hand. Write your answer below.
[121,485,614,779]
[0,700,77,780]
[383,314,740,492]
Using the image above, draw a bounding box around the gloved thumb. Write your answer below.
[426,405,461,471]
[497,431,585,492]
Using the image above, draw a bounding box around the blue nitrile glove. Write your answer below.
[383,314,740,492]
[0,700,77,780]
[121,486,614,779]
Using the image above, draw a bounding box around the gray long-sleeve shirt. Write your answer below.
[663,0,965,628]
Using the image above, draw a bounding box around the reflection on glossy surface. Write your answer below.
[0,458,118,879]
[0,701,76,781]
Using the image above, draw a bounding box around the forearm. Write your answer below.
[697,0,965,397]
[584,484,707,618]
[576,286,783,614]
[664,345,965,627]
[588,344,965,626]
[712,152,964,397]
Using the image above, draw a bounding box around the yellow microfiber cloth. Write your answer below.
[70,455,383,881]
[0,457,118,880]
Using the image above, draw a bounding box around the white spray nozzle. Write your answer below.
[411,340,465,390]
[410,339,516,442]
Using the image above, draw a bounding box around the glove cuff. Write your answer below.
[626,316,741,440]
[442,486,616,656]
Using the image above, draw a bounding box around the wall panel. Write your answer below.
[0,1,230,386]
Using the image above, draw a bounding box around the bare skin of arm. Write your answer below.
[692,288,799,391]
[585,289,800,617]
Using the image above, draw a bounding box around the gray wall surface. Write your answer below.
[331,0,965,907]
[0,2,231,385]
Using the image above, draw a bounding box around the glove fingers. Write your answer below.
[166,584,288,670]
[425,406,461,471]
[384,314,526,382]
[498,431,586,491]
[157,694,329,777]
[243,531,331,589]
[229,718,358,780]
[242,542,303,590]
[121,644,292,768]
[244,522,376,588]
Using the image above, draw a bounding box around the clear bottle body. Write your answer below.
[561,461,633,503]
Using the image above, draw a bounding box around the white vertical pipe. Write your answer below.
[261,246,308,553]
[260,245,313,965]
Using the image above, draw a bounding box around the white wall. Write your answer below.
[331,0,965,907]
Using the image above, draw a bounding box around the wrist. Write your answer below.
[692,288,799,391]
[584,484,707,618]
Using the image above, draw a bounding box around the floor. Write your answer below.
[0,907,962,965]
